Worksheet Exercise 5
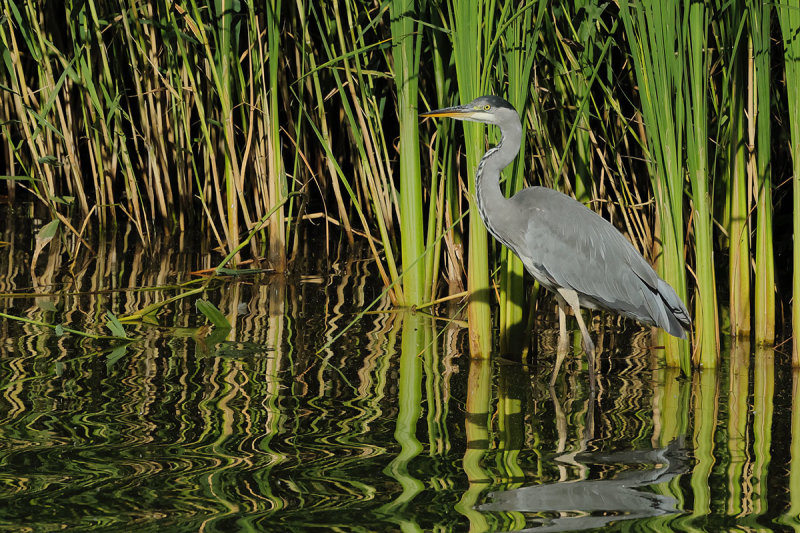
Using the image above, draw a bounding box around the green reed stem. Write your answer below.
[722,0,752,338]
[750,0,775,345]
[265,0,287,271]
[212,0,240,253]
[777,0,800,362]
[391,0,425,306]
[685,0,718,366]
[498,0,543,354]
[449,0,494,358]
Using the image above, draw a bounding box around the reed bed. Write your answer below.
[2,0,800,368]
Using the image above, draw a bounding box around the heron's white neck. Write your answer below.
[474,118,522,248]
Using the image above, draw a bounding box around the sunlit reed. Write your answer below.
[3,1,800,367]
[777,0,800,363]
[749,0,776,345]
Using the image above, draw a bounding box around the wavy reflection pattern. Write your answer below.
[0,226,799,531]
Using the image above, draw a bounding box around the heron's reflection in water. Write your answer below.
[477,438,688,532]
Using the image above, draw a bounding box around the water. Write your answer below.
[0,225,798,532]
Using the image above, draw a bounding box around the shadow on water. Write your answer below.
[1,217,800,531]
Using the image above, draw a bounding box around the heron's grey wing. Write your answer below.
[506,187,687,336]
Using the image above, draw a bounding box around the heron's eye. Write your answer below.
[484,104,491,110]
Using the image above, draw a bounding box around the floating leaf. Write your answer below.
[105,311,127,339]
[54,324,64,336]
[196,300,231,330]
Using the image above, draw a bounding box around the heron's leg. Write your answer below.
[551,296,569,386]
[556,298,569,352]
[556,288,596,374]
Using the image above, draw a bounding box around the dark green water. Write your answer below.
[0,234,798,532]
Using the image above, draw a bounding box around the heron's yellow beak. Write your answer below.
[419,104,478,120]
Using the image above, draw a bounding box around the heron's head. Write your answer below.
[419,95,519,125]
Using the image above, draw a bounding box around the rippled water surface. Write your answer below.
[0,225,798,532]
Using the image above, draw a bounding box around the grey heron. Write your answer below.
[420,95,691,382]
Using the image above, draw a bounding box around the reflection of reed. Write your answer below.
[727,339,751,516]
[3,228,800,531]
[691,369,719,516]
[458,357,492,531]
[752,346,774,518]
[0,235,412,527]
[381,311,424,517]
[498,359,529,484]
[780,368,800,527]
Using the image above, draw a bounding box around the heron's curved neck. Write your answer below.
[475,119,522,245]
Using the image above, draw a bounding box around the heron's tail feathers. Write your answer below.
[655,278,692,339]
